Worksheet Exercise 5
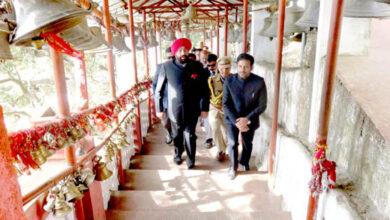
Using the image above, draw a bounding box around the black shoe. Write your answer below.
[186,158,195,169]
[165,135,173,145]
[173,156,183,165]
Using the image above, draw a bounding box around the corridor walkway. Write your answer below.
[106,123,291,220]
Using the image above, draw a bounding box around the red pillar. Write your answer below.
[128,0,143,153]
[242,0,249,53]
[50,48,85,220]
[0,106,26,220]
[103,0,117,98]
[306,0,344,219]
[224,6,229,56]
[268,0,286,177]
[143,10,152,128]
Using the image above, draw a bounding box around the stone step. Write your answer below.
[106,210,292,220]
[108,190,282,212]
[122,169,269,192]
[130,155,259,171]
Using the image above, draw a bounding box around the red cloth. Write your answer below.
[171,38,192,55]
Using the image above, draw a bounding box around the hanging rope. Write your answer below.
[40,32,83,60]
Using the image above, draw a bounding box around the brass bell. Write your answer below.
[39,144,52,159]
[374,0,390,3]
[344,0,390,18]
[113,34,131,54]
[60,18,94,50]
[53,193,72,217]
[296,0,320,28]
[117,14,129,24]
[11,0,90,46]
[0,21,12,61]
[93,157,113,181]
[148,30,159,48]
[263,0,305,38]
[80,169,95,186]
[31,149,47,166]
[63,180,83,202]
[257,15,273,38]
[135,35,146,51]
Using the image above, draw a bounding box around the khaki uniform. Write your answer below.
[208,74,227,153]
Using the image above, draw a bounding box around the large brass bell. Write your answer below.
[60,18,95,51]
[148,29,158,48]
[263,0,305,38]
[0,20,12,61]
[11,0,89,46]
[53,193,72,217]
[374,0,390,3]
[112,34,131,54]
[257,15,273,38]
[93,156,113,181]
[296,0,320,29]
[344,0,390,18]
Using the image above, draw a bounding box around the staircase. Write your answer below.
[106,123,291,220]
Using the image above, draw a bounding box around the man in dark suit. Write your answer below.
[223,53,267,179]
[153,47,174,144]
[155,38,210,169]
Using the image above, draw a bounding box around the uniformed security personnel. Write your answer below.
[208,56,232,161]
[155,38,210,169]
[223,53,267,179]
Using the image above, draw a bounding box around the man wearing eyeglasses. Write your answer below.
[206,54,218,76]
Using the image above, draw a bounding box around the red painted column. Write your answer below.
[242,0,249,53]
[224,6,229,56]
[103,0,117,98]
[143,10,152,128]
[0,106,26,219]
[78,56,107,219]
[50,48,85,220]
[268,0,286,177]
[128,0,143,152]
[306,0,344,219]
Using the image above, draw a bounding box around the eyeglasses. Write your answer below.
[207,64,216,67]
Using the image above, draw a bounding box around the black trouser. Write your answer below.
[162,109,172,138]
[226,123,256,170]
[171,118,198,166]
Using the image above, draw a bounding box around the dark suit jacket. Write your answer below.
[155,58,210,125]
[223,73,267,129]
[152,64,168,110]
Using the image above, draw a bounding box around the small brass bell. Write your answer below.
[53,193,72,217]
[81,169,95,186]
[63,180,83,202]
[93,157,113,181]
[113,34,131,54]
[11,0,90,46]
[31,149,47,166]
[344,0,390,18]
[39,144,52,159]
